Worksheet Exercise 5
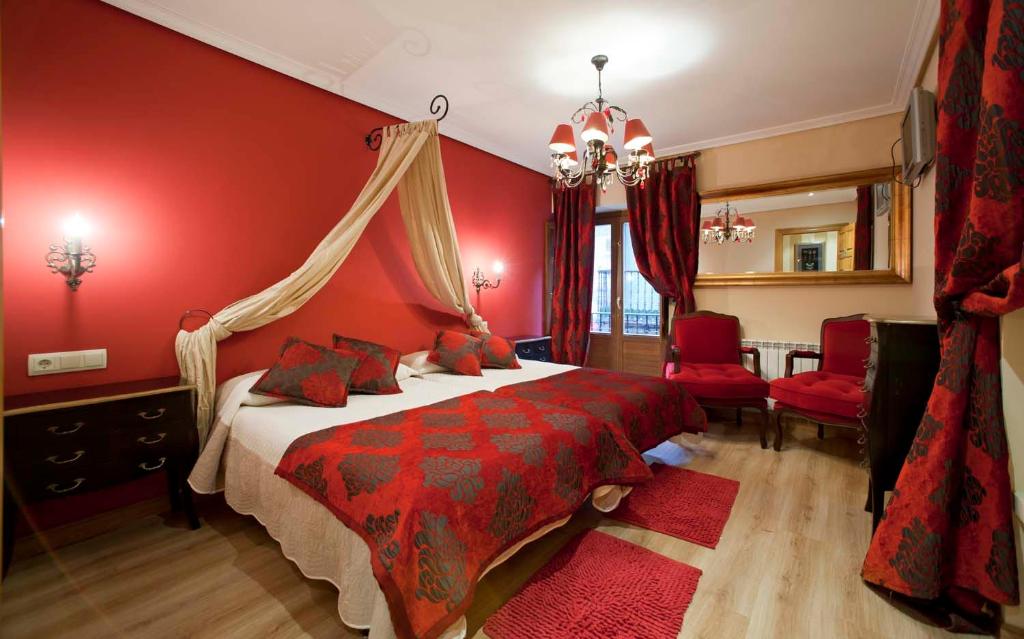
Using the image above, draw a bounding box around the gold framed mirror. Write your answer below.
[695,168,911,286]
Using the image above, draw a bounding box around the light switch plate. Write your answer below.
[29,349,107,376]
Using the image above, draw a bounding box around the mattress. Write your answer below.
[187,359,626,639]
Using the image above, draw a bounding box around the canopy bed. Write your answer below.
[176,119,706,639]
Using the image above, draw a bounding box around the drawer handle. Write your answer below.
[139,457,167,472]
[48,422,84,435]
[137,433,167,445]
[46,450,85,465]
[47,478,85,494]
[138,408,167,420]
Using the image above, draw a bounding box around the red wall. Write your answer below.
[2,0,549,532]
[2,0,550,398]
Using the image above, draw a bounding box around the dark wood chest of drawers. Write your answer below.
[512,336,553,363]
[862,318,940,529]
[3,377,201,575]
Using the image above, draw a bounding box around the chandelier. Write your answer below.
[701,202,756,244]
[547,55,655,192]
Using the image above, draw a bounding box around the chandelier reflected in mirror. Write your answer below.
[547,55,655,192]
[701,202,757,244]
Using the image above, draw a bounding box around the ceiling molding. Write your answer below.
[103,0,941,175]
[655,101,904,158]
[890,0,941,107]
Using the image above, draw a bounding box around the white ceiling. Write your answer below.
[700,187,857,217]
[104,0,939,174]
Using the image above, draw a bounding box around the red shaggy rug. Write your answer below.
[607,465,740,548]
[483,530,701,639]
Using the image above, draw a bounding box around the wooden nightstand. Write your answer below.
[2,377,200,575]
[510,335,552,363]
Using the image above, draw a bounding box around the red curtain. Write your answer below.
[550,182,596,365]
[624,156,701,314]
[854,185,874,270]
[862,0,1024,630]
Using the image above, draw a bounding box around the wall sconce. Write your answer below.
[46,213,96,291]
[472,260,504,294]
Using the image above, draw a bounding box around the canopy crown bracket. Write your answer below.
[365,94,449,151]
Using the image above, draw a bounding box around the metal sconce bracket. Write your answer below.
[365,94,449,151]
[472,267,501,294]
[46,242,96,291]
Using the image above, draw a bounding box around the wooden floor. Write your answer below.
[0,416,995,639]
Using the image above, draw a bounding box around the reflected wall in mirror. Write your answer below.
[695,168,910,286]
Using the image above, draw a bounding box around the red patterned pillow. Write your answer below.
[470,331,522,369]
[251,338,360,407]
[427,330,484,376]
[332,335,402,395]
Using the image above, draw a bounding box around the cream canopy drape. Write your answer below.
[176,120,485,445]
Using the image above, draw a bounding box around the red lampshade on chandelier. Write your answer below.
[702,201,756,244]
[548,55,655,191]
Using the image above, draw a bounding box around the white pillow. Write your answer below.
[243,393,288,407]
[400,350,445,375]
[394,362,417,381]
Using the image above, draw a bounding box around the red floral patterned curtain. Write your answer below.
[854,185,874,270]
[550,181,596,365]
[624,155,701,314]
[862,0,1024,630]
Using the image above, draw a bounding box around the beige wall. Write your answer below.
[1003,311,1024,628]
[601,51,939,342]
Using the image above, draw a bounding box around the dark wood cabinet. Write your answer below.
[511,336,552,363]
[862,318,940,529]
[3,377,200,575]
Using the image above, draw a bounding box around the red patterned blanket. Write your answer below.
[274,390,652,639]
[494,368,707,452]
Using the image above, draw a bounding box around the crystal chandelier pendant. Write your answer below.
[547,55,654,192]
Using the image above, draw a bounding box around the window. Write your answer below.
[591,224,612,334]
[622,223,661,336]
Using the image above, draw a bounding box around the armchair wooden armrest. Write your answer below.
[739,345,761,377]
[667,345,681,375]
[784,349,821,378]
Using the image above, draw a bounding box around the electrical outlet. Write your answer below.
[29,349,107,376]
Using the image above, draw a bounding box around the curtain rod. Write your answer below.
[657,150,702,162]
[365,95,449,151]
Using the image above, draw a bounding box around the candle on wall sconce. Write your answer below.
[46,212,96,291]
[472,260,504,294]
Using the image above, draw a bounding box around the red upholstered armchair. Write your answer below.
[664,311,771,448]
[769,314,870,451]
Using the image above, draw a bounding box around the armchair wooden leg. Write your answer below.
[735,409,742,427]
[758,407,769,449]
[773,411,784,451]
[817,423,825,440]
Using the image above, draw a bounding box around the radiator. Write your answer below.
[741,339,820,381]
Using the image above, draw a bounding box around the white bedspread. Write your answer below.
[418,358,578,392]
[187,359,628,639]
